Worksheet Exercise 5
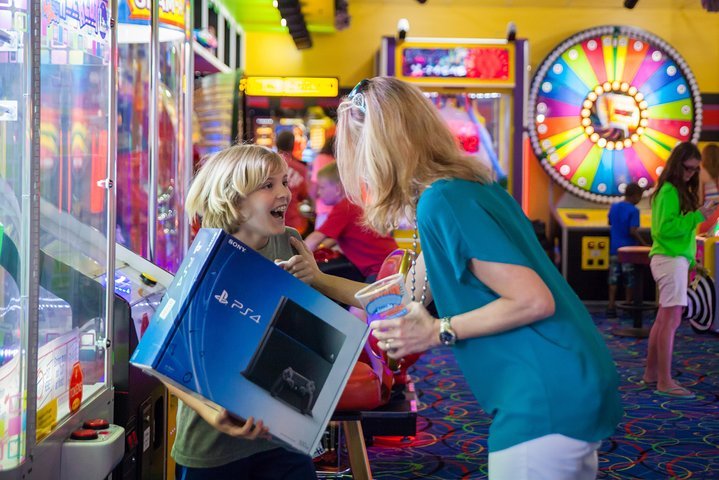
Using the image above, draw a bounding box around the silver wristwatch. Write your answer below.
[438,316,457,346]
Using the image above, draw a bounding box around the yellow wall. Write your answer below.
[246,4,719,90]
[244,4,719,228]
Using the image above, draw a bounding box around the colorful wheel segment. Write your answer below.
[528,26,702,202]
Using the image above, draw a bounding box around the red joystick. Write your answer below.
[71,428,99,440]
[83,418,110,430]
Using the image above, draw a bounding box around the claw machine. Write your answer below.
[116,0,193,274]
[115,1,194,479]
[1,0,124,478]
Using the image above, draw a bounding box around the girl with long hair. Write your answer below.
[644,141,718,398]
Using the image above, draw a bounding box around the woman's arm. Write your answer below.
[371,259,555,359]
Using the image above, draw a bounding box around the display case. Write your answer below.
[116,0,193,274]
[0,0,119,477]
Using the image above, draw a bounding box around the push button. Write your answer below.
[84,418,110,430]
[71,428,99,440]
[140,272,158,287]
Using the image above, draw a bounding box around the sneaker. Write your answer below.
[606,307,617,318]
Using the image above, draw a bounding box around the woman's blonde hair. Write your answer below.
[185,144,286,233]
[335,76,491,235]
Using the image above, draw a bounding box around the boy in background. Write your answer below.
[607,182,648,317]
[276,129,311,236]
[304,162,397,282]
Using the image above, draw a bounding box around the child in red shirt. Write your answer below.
[304,162,398,281]
[276,129,311,236]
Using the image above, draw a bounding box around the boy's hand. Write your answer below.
[211,410,269,440]
[278,237,322,284]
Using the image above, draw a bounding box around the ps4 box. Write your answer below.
[130,228,370,455]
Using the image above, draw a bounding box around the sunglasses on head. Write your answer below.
[347,79,370,114]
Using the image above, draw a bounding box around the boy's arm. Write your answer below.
[304,231,328,251]
[164,383,268,439]
[629,226,649,246]
[283,236,366,307]
[319,238,337,249]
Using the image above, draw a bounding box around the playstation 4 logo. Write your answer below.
[213,289,261,323]
[215,290,229,304]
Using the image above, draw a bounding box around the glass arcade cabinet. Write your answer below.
[378,36,528,248]
[116,0,192,274]
[1,0,124,478]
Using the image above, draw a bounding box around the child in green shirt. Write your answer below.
[645,141,718,399]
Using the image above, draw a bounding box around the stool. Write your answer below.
[614,246,657,338]
[317,412,373,480]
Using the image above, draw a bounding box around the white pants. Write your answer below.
[488,434,600,480]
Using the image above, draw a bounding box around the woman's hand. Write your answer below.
[700,199,719,219]
[369,302,440,359]
[211,410,269,440]
[277,236,322,284]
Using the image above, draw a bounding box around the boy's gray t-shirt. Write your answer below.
[172,227,303,468]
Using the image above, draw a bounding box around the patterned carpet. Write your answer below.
[362,311,719,479]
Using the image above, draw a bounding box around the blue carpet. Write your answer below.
[365,311,719,479]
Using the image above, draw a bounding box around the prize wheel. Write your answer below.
[528,26,702,202]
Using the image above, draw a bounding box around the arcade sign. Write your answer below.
[244,77,339,98]
[119,0,186,29]
[396,41,515,88]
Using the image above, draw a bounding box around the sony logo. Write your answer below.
[228,238,247,252]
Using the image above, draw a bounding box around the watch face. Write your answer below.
[439,330,455,345]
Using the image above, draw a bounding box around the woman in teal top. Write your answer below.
[314,77,623,480]
[644,142,718,399]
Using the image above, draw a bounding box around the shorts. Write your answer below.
[488,434,600,480]
[607,255,635,287]
[650,254,689,307]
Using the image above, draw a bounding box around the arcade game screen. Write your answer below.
[429,91,506,186]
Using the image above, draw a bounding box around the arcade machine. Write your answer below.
[241,76,339,162]
[110,246,174,480]
[379,36,528,198]
[116,0,193,275]
[114,2,194,479]
[378,35,528,248]
[527,26,702,301]
[0,0,124,478]
[194,72,240,158]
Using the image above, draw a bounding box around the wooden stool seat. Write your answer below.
[614,246,657,338]
[617,245,651,265]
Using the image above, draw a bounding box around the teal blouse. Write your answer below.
[417,179,622,452]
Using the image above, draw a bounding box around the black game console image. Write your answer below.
[242,297,347,415]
